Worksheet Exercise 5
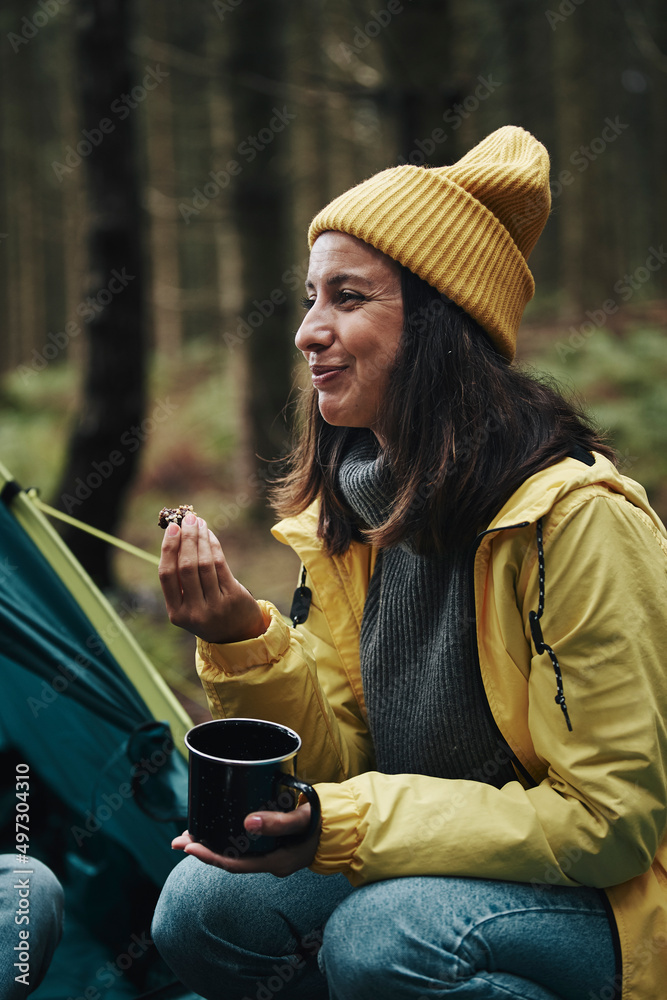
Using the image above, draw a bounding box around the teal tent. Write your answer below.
[0,463,200,998]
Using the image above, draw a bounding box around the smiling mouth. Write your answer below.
[310,364,348,386]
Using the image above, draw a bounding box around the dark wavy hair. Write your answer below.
[271,266,616,555]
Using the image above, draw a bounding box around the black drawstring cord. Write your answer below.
[528,518,573,732]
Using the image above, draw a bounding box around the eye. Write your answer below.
[300,296,314,310]
[337,290,364,304]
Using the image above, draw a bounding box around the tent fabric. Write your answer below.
[0,464,198,998]
[0,468,191,752]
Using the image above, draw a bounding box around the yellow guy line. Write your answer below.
[29,493,160,567]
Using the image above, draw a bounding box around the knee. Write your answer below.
[152,859,327,999]
[152,856,280,967]
[152,855,212,963]
[320,888,408,998]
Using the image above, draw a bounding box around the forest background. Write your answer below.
[1,0,666,719]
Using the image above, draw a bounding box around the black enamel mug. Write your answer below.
[184,718,320,857]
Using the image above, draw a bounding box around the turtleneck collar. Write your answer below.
[336,430,394,531]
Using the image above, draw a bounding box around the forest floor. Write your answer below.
[1,301,666,724]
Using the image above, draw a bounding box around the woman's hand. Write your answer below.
[159,512,267,644]
[172,803,319,878]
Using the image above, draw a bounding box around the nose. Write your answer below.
[294,300,335,355]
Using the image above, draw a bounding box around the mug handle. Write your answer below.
[276,773,321,845]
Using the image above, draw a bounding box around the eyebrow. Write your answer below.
[305,272,376,290]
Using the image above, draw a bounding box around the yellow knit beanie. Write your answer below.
[308,125,551,360]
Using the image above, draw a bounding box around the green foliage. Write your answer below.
[524,325,667,513]
[0,365,73,496]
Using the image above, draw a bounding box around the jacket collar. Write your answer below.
[486,451,665,535]
[273,452,665,553]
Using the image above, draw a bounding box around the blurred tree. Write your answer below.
[169,0,220,344]
[225,0,294,500]
[551,12,588,312]
[0,0,44,373]
[142,0,183,355]
[376,0,456,166]
[54,0,146,589]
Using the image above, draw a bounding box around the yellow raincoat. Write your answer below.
[196,453,667,999]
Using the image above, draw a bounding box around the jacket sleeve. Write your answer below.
[310,489,667,888]
[194,571,375,788]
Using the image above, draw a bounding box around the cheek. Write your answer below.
[362,331,402,385]
[356,352,395,395]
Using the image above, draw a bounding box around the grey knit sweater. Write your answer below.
[337,430,516,786]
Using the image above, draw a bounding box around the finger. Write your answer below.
[195,518,225,603]
[207,528,241,594]
[244,803,312,838]
[181,841,293,875]
[176,512,206,591]
[189,837,318,878]
[183,841,241,871]
[171,833,195,850]
[172,832,251,868]
[179,810,318,876]
[158,523,185,611]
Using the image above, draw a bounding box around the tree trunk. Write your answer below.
[54,0,146,589]
[376,0,456,166]
[226,0,294,507]
[142,0,182,355]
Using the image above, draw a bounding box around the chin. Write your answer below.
[318,401,377,434]
[318,403,345,427]
[319,409,361,430]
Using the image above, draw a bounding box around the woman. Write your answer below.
[153,126,667,1000]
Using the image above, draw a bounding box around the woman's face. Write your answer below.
[295,231,404,445]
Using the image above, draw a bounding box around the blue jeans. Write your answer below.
[0,856,64,1000]
[152,857,618,1000]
